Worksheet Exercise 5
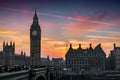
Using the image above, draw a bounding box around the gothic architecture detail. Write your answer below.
[107,43,120,70]
[0,41,28,67]
[65,43,106,71]
[30,10,41,66]
[3,41,15,67]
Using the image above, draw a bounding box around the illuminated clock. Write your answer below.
[32,31,37,36]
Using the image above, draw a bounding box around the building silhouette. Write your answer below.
[107,43,120,70]
[65,43,106,71]
[0,41,28,67]
[30,10,41,66]
[0,11,42,67]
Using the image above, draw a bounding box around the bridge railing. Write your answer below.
[0,70,29,80]
[0,67,55,80]
[35,67,47,75]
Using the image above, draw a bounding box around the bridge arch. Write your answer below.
[36,76,46,80]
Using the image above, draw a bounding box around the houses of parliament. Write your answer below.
[0,41,29,67]
[0,10,41,67]
[0,10,120,72]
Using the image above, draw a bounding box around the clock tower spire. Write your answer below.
[30,10,41,66]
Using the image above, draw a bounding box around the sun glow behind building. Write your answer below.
[0,0,120,59]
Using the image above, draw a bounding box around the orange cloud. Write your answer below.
[63,21,104,37]
[76,16,89,21]
[0,27,29,55]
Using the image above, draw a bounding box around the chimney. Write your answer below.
[21,51,23,56]
[79,44,81,48]
[114,43,116,50]
[70,43,72,48]
[6,42,8,46]
[13,42,15,47]
[3,41,5,51]
[99,43,101,47]
[10,41,12,46]
[90,43,92,48]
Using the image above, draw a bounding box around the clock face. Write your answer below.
[32,31,37,36]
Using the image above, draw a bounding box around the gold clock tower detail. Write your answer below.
[30,10,41,66]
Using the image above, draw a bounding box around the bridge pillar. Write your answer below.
[29,69,36,80]
[46,68,54,80]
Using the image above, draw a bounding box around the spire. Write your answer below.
[32,9,39,24]
[89,43,93,51]
[33,9,38,20]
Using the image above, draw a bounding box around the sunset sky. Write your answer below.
[0,0,120,59]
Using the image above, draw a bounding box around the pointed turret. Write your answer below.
[10,41,12,46]
[88,43,93,55]
[33,10,38,23]
[34,10,38,19]
[3,41,5,51]
[94,43,106,56]
[89,43,93,49]
[114,43,116,50]
[78,43,82,51]
[31,10,40,30]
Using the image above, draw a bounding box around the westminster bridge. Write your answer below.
[0,66,59,80]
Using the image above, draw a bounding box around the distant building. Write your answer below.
[41,56,50,66]
[52,58,65,70]
[65,44,106,71]
[107,43,120,70]
[2,41,15,67]
[15,51,28,66]
[0,41,29,67]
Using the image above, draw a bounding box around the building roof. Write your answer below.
[65,43,106,57]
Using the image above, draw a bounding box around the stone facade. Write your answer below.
[0,41,29,67]
[65,44,106,71]
[30,10,41,66]
[107,43,120,70]
[2,41,15,67]
[52,58,65,70]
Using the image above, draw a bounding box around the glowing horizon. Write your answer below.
[0,0,120,59]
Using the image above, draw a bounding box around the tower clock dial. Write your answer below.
[32,31,37,36]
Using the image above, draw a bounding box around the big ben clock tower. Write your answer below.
[30,10,41,66]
